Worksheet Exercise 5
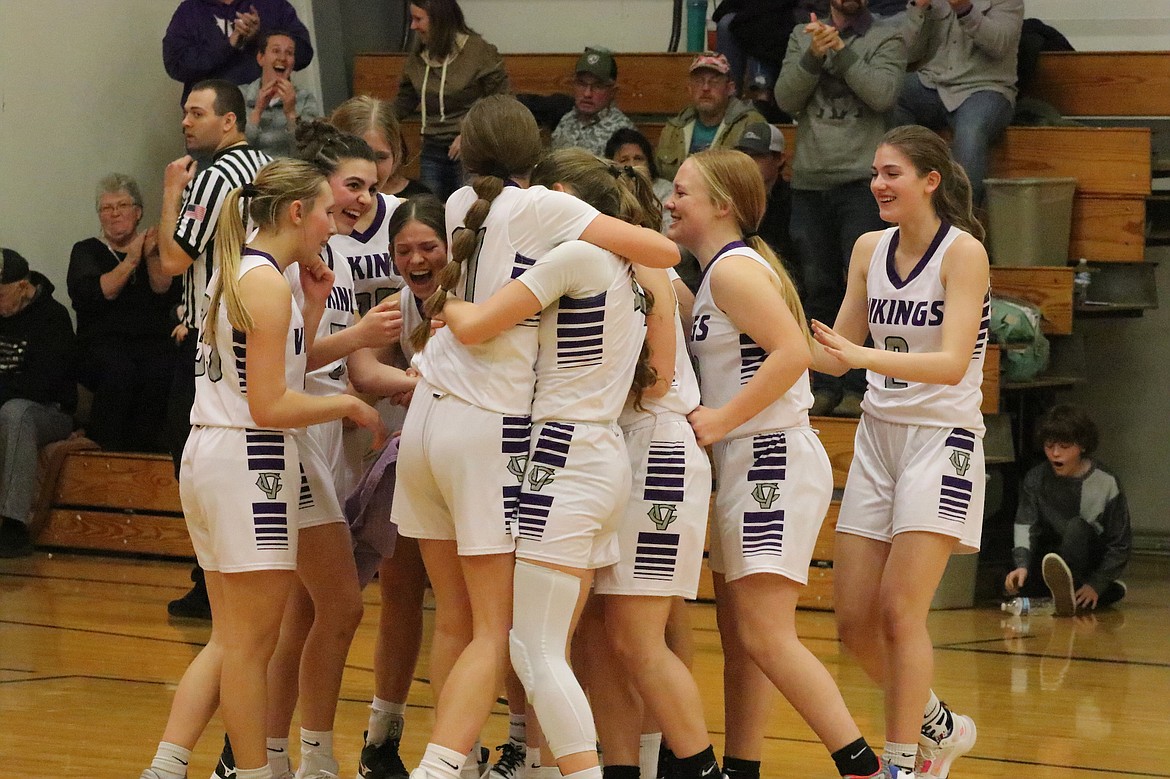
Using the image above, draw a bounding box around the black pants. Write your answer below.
[1019,520,1124,608]
[166,330,197,479]
[79,337,176,452]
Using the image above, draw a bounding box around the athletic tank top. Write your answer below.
[398,286,427,367]
[413,184,598,415]
[285,243,358,397]
[520,240,648,424]
[618,269,701,425]
[338,194,403,316]
[861,224,989,434]
[690,243,812,438]
[190,249,306,428]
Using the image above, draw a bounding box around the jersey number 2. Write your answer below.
[883,336,909,389]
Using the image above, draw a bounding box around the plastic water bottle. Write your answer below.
[1001,596,1055,616]
[1074,258,1091,304]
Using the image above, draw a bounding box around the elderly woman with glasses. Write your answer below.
[66,173,181,452]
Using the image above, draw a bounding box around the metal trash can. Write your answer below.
[984,177,1077,266]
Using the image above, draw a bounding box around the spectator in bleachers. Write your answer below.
[713,0,798,98]
[331,95,433,199]
[241,30,321,158]
[395,0,510,201]
[655,52,765,181]
[163,0,314,104]
[733,122,797,289]
[605,126,674,229]
[551,47,637,156]
[775,0,905,416]
[68,175,180,453]
[0,249,76,558]
[892,0,1024,206]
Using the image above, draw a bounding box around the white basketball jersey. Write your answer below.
[398,286,427,367]
[520,240,648,423]
[619,271,700,426]
[287,243,357,397]
[337,194,403,316]
[861,224,988,434]
[191,250,306,428]
[690,243,812,438]
[413,184,599,415]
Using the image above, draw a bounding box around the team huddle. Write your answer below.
[140,90,990,779]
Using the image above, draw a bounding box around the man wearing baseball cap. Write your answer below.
[734,122,797,285]
[655,51,765,181]
[774,0,906,416]
[0,248,77,557]
[551,47,637,156]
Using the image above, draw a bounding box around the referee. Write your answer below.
[157,79,272,619]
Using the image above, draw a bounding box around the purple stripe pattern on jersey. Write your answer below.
[739,333,766,385]
[634,531,680,581]
[643,440,686,503]
[556,291,607,368]
[245,429,285,470]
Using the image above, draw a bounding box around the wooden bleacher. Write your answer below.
[355,50,1156,264]
[32,50,1163,593]
[33,449,191,559]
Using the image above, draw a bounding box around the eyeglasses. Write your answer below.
[688,73,728,89]
[573,79,613,93]
[99,201,138,216]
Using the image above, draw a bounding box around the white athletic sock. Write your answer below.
[921,690,952,741]
[149,741,192,779]
[267,738,291,777]
[509,713,527,745]
[562,767,603,779]
[299,729,337,775]
[639,733,662,779]
[883,741,917,772]
[421,743,467,779]
[236,767,273,779]
[369,697,407,745]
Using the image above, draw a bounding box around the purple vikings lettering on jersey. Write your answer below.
[868,297,945,327]
[861,224,988,432]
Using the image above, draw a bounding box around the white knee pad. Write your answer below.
[508,561,597,759]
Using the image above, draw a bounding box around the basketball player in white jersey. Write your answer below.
[250,123,417,779]
[514,155,720,779]
[671,149,884,779]
[352,195,450,779]
[811,126,988,779]
[437,149,668,779]
[390,96,680,779]
[331,95,445,779]
[139,159,384,779]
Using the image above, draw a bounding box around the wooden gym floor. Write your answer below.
[2,551,1168,778]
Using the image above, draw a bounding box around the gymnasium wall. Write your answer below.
[0,0,1167,550]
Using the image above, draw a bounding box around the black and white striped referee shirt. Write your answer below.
[173,143,271,330]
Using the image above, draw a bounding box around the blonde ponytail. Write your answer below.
[204,159,327,345]
[689,148,812,348]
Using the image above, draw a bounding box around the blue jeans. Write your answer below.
[716,12,779,92]
[0,398,73,524]
[420,138,465,202]
[891,74,1015,205]
[790,182,883,395]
